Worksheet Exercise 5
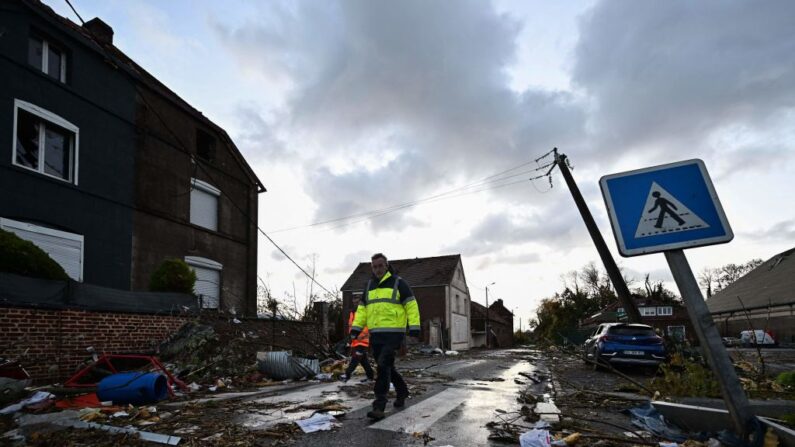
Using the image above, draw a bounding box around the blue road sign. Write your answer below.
[599,159,732,257]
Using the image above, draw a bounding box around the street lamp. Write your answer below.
[513,306,519,333]
[485,282,495,348]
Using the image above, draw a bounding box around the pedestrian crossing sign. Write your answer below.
[599,159,733,257]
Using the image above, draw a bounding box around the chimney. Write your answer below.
[83,17,113,45]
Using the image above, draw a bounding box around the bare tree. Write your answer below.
[698,267,716,299]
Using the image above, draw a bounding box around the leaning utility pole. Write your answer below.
[554,149,642,323]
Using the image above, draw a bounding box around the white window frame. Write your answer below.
[639,307,657,316]
[30,35,67,82]
[656,306,673,316]
[12,99,79,184]
[0,217,84,281]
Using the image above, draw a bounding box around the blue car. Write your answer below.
[583,323,667,370]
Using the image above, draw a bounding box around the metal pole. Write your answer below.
[555,151,643,323]
[665,250,755,438]
[485,286,490,349]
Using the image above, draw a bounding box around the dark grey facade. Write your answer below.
[0,1,264,314]
[0,0,136,288]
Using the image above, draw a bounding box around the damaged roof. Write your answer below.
[18,0,266,192]
[470,300,510,326]
[707,247,795,314]
[340,254,462,291]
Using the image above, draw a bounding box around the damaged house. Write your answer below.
[0,1,264,383]
[0,0,265,314]
[340,254,472,351]
[581,298,694,343]
[470,299,514,348]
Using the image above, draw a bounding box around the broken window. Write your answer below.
[196,128,216,162]
[28,35,67,82]
[13,100,78,183]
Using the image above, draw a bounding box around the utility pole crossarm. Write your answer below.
[554,150,643,323]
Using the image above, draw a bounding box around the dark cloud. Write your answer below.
[233,105,290,163]
[214,0,587,227]
[742,219,795,243]
[573,0,795,162]
[444,198,590,257]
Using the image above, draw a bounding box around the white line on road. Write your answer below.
[368,387,469,433]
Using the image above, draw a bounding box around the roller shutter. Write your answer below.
[185,256,222,309]
[189,179,219,231]
[0,217,83,281]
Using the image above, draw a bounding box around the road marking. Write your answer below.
[369,387,469,433]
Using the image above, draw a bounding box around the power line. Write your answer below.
[138,87,335,295]
[322,176,543,232]
[65,0,334,296]
[268,160,556,234]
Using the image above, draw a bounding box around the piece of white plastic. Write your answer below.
[0,391,53,415]
[520,429,551,447]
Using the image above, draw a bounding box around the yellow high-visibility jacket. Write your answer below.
[351,271,420,335]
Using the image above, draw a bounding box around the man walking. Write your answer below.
[342,296,374,382]
[350,253,421,420]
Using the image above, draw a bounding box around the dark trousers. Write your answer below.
[345,346,374,379]
[371,334,409,411]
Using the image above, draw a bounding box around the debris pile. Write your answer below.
[158,317,325,387]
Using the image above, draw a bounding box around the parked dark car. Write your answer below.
[583,323,667,369]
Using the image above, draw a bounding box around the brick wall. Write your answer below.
[0,307,189,384]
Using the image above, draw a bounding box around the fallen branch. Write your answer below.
[578,433,658,445]
[560,412,651,443]
[582,357,654,395]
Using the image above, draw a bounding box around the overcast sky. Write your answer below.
[50,0,795,324]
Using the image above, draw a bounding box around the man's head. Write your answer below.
[352,295,360,308]
[371,253,388,280]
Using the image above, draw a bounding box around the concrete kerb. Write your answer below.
[652,401,795,447]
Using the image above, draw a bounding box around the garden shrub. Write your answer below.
[149,258,196,294]
[0,229,69,280]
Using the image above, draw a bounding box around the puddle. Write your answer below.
[424,358,548,446]
[234,381,373,431]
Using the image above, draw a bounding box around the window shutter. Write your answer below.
[193,266,220,309]
[189,179,219,231]
[185,256,222,309]
[0,218,83,281]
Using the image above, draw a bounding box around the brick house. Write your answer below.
[581,298,694,343]
[340,254,472,351]
[0,0,265,315]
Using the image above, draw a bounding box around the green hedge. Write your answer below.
[0,229,69,280]
[149,258,196,294]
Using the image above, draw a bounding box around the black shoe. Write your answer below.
[393,396,408,408]
[367,408,385,420]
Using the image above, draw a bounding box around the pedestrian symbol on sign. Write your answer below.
[634,182,709,239]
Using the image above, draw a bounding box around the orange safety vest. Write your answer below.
[348,312,370,348]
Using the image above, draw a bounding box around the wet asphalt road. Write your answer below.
[289,348,548,447]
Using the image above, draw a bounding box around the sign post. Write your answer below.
[600,159,754,438]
